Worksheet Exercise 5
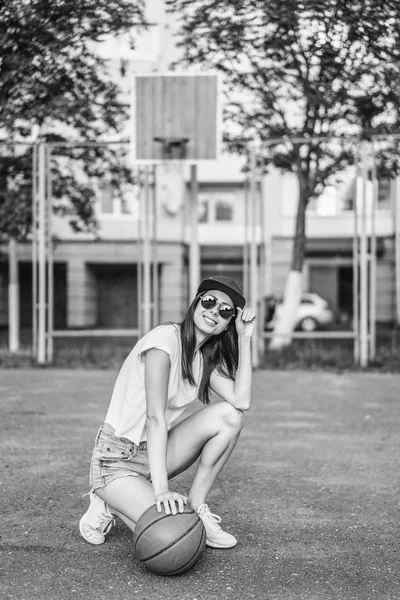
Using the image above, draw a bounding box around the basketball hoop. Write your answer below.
[131,73,220,163]
[152,137,187,216]
[154,137,189,160]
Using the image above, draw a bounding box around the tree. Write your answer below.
[166,0,400,348]
[0,0,146,240]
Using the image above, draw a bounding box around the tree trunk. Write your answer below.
[269,179,308,350]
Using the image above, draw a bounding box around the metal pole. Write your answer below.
[353,147,360,364]
[249,146,259,368]
[243,177,249,299]
[137,167,143,336]
[32,144,38,358]
[142,167,152,335]
[262,178,272,297]
[258,170,266,293]
[37,143,47,364]
[257,165,266,361]
[189,164,200,300]
[395,175,400,325]
[359,141,369,367]
[370,144,377,360]
[46,145,54,362]
[151,165,159,327]
[8,238,19,352]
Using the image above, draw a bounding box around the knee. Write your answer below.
[215,401,244,432]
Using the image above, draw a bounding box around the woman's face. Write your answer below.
[193,289,235,339]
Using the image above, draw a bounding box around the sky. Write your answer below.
[94,0,169,63]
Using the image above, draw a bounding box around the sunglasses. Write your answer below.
[200,294,236,320]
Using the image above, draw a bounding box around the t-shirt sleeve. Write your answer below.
[136,324,179,365]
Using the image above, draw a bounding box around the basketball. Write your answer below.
[133,504,206,576]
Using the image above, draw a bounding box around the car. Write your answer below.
[264,292,334,332]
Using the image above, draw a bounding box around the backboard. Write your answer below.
[130,72,221,163]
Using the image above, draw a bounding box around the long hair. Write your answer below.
[179,294,239,404]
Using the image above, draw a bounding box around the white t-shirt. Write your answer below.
[104,324,203,444]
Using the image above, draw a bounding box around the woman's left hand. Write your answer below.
[235,307,256,338]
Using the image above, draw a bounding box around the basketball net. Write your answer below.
[157,161,185,217]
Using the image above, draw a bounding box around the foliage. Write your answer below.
[167,0,400,142]
[0,146,33,239]
[167,0,400,267]
[0,0,146,240]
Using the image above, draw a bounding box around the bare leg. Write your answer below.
[107,505,138,532]
[96,401,243,531]
[166,401,244,510]
[96,476,155,533]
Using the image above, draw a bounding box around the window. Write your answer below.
[100,183,114,214]
[98,182,139,218]
[378,176,391,209]
[198,193,235,224]
[215,199,234,221]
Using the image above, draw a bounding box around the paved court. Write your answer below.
[1,368,399,600]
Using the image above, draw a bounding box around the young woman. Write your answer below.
[79,275,256,549]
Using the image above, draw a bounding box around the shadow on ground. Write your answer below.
[1,369,399,600]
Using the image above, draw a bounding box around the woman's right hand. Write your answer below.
[155,490,188,515]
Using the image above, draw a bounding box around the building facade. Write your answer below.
[1,0,399,337]
[0,158,398,335]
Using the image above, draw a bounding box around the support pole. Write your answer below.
[152,165,159,327]
[370,145,377,360]
[8,238,19,352]
[243,177,250,300]
[249,146,259,368]
[46,145,54,362]
[189,164,200,300]
[142,166,152,335]
[137,167,143,336]
[32,144,38,358]
[395,175,400,325]
[37,142,47,365]
[359,141,369,367]
[353,151,360,364]
[258,167,267,360]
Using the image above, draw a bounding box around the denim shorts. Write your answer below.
[89,424,151,492]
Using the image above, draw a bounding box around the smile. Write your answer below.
[203,315,217,326]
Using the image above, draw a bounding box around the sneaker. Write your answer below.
[79,491,115,545]
[196,504,237,549]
